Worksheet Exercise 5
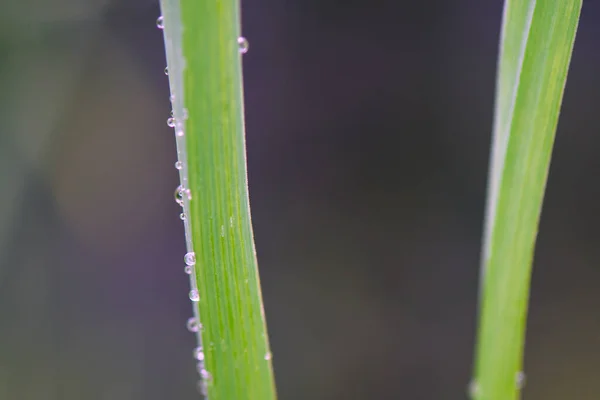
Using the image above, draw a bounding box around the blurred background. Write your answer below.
[1,0,600,399]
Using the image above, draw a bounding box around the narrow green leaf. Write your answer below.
[474,1,581,400]
[159,1,277,399]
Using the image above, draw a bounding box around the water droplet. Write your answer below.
[184,265,192,275]
[229,216,234,228]
[189,289,200,302]
[196,362,204,375]
[194,347,205,361]
[167,117,176,128]
[467,380,480,398]
[170,94,176,103]
[180,212,186,220]
[264,352,272,360]
[197,380,208,396]
[238,36,249,54]
[184,252,196,266]
[175,161,183,170]
[199,368,213,381]
[174,186,184,207]
[516,371,526,389]
[156,16,164,29]
[176,130,185,137]
[220,225,225,237]
[170,110,174,117]
[186,317,201,332]
[164,67,169,75]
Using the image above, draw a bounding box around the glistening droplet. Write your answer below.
[156,16,164,29]
[175,161,183,170]
[516,371,526,389]
[189,289,200,302]
[186,317,201,332]
[196,362,204,375]
[176,130,184,137]
[174,186,184,207]
[197,380,208,396]
[264,352,272,360]
[184,252,196,266]
[467,380,480,398]
[184,265,192,275]
[200,369,213,382]
[164,67,169,75]
[238,36,249,54]
[194,347,205,361]
[167,117,176,128]
[180,212,186,220]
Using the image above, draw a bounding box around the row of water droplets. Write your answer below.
[157,9,249,397]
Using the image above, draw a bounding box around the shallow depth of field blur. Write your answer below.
[1,1,599,399]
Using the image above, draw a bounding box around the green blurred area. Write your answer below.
[0,1,193,399]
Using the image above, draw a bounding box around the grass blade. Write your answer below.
[159,0,277,399]
[473,1,582,399]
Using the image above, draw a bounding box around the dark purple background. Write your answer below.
[0,0,599,399]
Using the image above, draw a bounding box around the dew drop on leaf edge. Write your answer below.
[200,369,213,382]
[174,186,184,207]
[516,371,526,389]
[186,317,200,332]
[467,379,479,398]
[194,347,205,361]
[184,252,196,266]
[238,36,249,54]
[197,380,208,396]
[189,289,200,302]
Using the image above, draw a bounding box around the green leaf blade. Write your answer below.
[160,0,277,399]
[474,1,582,399]
[482,0,536,266]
